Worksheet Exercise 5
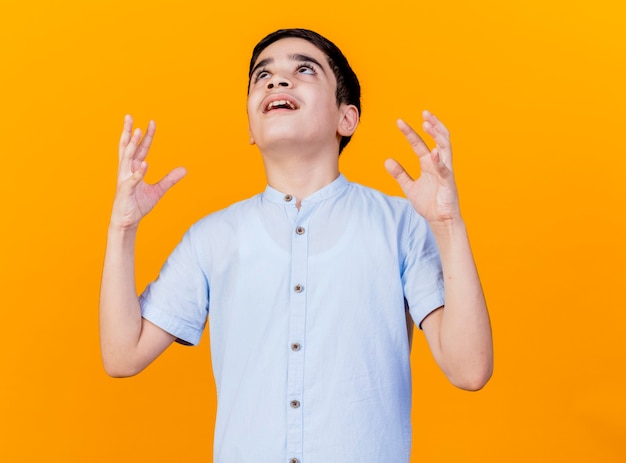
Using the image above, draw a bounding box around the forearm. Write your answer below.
[428,217,493,390]
[99,224,144,376]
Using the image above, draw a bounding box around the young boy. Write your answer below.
[100,28,493,462]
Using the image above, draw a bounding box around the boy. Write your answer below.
[100,28,493,462]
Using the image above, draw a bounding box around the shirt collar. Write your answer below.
[262,174,349,205]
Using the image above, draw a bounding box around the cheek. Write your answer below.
[246,98,259,128]
[247,118,259,143]
[247,88,262,111]
[317,100,342,126]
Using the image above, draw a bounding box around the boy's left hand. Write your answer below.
[384,111,461,225]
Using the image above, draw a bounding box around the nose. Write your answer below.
[266,77,291,90]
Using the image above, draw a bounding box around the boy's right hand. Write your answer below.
[111,115,187,230]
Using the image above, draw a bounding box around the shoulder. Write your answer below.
[343,181,432,239]
[190,193,262,232]
[344,181,416,217]
[173,194,263,256]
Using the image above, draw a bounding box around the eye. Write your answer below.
[297,63,316,75]
[253,69,270,83]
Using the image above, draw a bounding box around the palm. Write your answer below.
[120,175,168,222]
[112,116,186,229]
[385,111,460,224]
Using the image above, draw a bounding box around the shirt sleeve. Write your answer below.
[139,223,209,346]
[401,207,445,328]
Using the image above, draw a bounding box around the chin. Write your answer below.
[255,127,309,151]
[258,137,302,153]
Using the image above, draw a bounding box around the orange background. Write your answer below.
[1,0,624,461]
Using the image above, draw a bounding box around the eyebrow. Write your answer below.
[250,53,328,78]
[290,54,326,74]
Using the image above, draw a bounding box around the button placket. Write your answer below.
[285,206,312,460]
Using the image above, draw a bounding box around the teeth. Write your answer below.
[267,99,296,110]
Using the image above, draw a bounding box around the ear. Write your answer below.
[248,126,256,145]
[337,104,359,137]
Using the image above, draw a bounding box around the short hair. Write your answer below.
[248,28,361,154]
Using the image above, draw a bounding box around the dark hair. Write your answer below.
[249,28,361,154]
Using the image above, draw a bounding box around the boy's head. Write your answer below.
[248,29,361,154]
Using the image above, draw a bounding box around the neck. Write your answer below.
[260,144,340,206]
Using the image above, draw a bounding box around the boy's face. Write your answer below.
[247,37,348,153]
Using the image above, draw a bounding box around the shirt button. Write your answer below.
[290,459,299,463]
[290,400,300,408]
[284,194,293,202]
[294,284,304,293]
[295,226,305,235]
[291,342,301,351]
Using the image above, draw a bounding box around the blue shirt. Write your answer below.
[140,174,445,462]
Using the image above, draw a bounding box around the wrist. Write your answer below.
[428,214,466,239]
[108,220,139,236]
[429,210,463,229]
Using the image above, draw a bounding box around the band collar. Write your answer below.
[262,174,349,206]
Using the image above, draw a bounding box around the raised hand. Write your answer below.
[386,112,493,390]
[111,115,187,230]
[384,110,460,225]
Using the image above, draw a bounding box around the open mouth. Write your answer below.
[263,95,299,113]
[267,100,296,111]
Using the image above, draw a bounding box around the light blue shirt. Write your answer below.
[140,174,444,462]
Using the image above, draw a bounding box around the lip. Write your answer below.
[261,93,300,113]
